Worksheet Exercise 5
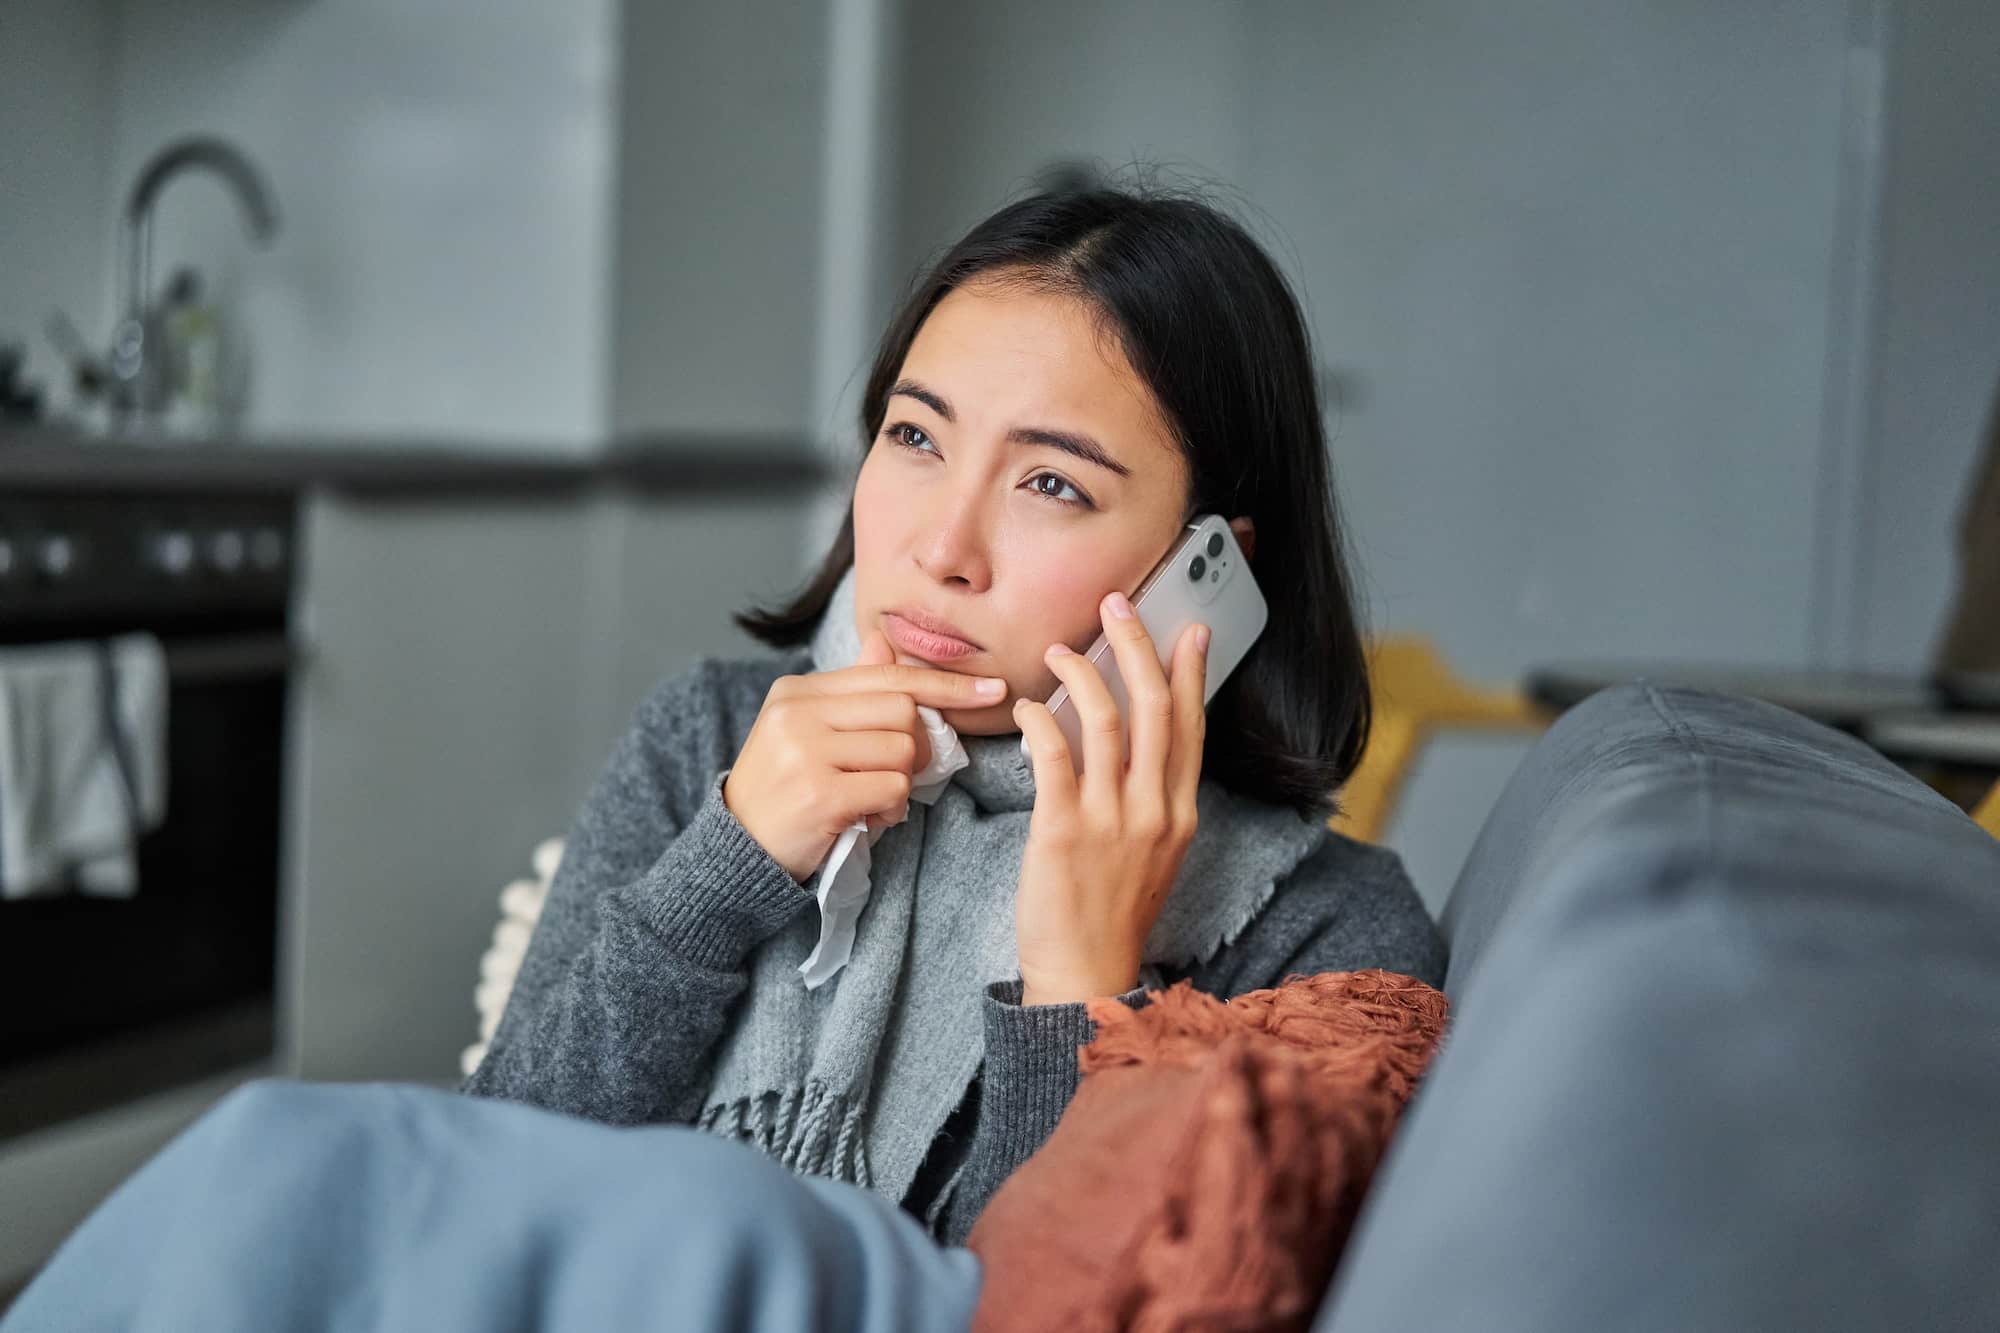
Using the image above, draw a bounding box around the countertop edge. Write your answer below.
[0,428,842,500]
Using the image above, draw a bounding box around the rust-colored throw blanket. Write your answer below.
[968,970,1449,1333]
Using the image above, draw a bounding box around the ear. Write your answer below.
[1228,515,1256,562]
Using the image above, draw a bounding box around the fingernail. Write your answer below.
[1106,591,1134,620]
[1196,625,1211,651]
[976,677,1006,697]
[1046,642,1071,657]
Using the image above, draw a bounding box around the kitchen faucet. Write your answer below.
[49,136,280,430]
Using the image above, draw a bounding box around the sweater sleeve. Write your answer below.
[459,662,811,1125]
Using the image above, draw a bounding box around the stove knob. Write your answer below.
[35,533,76,581]
[151,529,197,578]
[249,527,286,572]
[207,528,247,575]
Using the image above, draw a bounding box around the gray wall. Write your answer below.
[1848,0,2000,671]
[1246,0,1847,674]
[892,0,1253,288]
[0,0,114,411]
[1247,0,1854,902]
[608,0,830,437]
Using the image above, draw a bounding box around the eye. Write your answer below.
[880,426,1096,508]
[884,422,937,454]
[1027,472,1091,509]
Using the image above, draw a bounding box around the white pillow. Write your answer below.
[459,836,565,1077]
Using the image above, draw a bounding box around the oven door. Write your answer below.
[0,615,298,1141]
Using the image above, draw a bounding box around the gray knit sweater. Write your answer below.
[460,649,1446,1245]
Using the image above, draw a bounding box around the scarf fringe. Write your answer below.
[697,1081,871,1188]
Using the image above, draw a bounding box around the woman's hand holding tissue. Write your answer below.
[1011,590,1211,1006]
[723,628,1009,883]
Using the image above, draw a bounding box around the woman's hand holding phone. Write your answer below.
[1011,589,1211,1006]
[723,629,1008,883]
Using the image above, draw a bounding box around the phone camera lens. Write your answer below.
[1206,533,1224,557]
[1188,555,1207,581]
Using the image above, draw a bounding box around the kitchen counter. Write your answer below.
[0,425,835,499]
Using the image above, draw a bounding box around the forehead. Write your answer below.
[902,278,1178,457]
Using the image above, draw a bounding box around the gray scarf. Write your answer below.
[695,564,1330,1224]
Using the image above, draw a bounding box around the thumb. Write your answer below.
[856,625,897,668]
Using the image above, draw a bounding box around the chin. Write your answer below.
[938,703,1014,736]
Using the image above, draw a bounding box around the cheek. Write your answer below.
[850,451,900,566]
[943,556,1112,737]
[996,548,1121,679]
[1035,570,1115,645]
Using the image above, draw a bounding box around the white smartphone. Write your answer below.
[1018,512,1267,774]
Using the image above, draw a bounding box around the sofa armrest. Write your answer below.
[1318,684,2000,1332]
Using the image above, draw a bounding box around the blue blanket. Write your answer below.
[3,1079,983,1332]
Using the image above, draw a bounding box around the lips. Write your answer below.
[883,609,981,663]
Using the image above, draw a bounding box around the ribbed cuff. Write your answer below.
[623,768,811,969]
[977,977,1153,1157]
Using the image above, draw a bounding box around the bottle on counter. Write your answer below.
[0,340,46,425]
[160,267,222,437]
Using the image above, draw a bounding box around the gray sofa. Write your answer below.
[1317,683,2000,1331]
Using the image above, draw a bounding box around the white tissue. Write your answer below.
[797,704,969,988]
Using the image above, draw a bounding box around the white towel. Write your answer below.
[0,632,170,899]
[796,705,968,988]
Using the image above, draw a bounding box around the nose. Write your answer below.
[912,481,994,590]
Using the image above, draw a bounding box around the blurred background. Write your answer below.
[2,0,1996,1299]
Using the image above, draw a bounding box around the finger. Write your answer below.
[1096,590,1174,805]
[1012,695,1079,817]
[856,626,897,669]
[1165,622,1210,803]
[1043,637,1123,811]
[814,691,931,772]
[864,798,910,835]
[820,727,925,777]
[809,660,1008,711]
[830,768,912,831]
[868,800,916,832]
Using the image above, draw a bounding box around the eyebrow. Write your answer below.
[889,377,1134,479]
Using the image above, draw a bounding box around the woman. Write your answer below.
[460,183,1443,1242]
[3,184,1443,1332]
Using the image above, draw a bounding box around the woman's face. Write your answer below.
[851,274,1193,736]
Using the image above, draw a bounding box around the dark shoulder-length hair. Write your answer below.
[735,184,1371,822]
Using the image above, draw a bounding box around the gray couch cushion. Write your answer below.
[1318,684,2000,1332]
